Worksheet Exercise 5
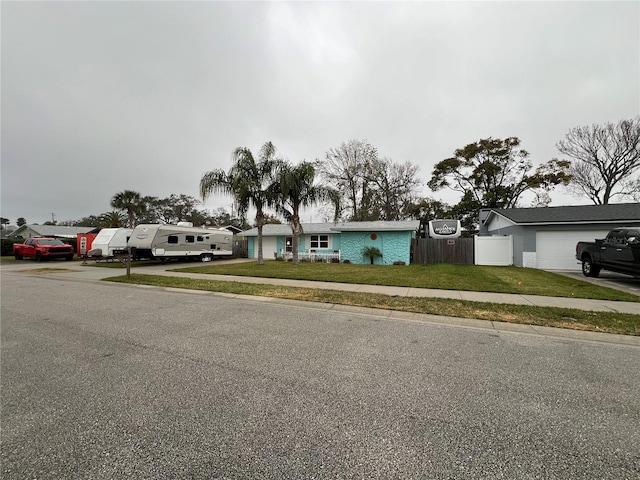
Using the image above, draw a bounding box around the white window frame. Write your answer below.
[310,234,329,249]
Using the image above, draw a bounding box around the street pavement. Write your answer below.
[2,272,639,479]
[1,259,639,347]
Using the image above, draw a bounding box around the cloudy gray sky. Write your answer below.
[2,1,638,225]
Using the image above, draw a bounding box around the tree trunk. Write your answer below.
[291,213,300,265]
[256,210,265,265]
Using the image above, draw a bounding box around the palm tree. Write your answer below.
[272,160,339,265]
[200,142,278,265]
[110,190,142,228]
[100,211,127,228]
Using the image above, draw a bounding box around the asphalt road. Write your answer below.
[2,273,639,479]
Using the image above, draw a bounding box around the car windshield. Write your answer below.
[37,239,65,246]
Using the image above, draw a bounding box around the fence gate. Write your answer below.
[411,238,474,265]
[233,238,248,258]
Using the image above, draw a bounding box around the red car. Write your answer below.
[13,237,75,261]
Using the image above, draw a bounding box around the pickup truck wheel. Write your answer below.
[581,257,600,277]
[65,254,74,261]
[14,253,23,260]
[35,252,42,262]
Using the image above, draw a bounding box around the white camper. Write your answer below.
[128,223,233,262]
[88,228,133,258]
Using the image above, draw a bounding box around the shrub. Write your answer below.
[392,260,406,266]
[343,259,351,264]
[330,257,340,263]
[361,246,383,265]
[1,239,23,256]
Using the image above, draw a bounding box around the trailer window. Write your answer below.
[211,244,217,250]
[168,236,178,244]
[197,236,204,242]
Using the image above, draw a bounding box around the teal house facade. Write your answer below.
[239,220,420,265]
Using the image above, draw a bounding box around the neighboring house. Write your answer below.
[239,220,420,265]
[7,224,98,240]
[478,203,640,270]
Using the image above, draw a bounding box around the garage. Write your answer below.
[479,204,640,269]
[536,230,611,270]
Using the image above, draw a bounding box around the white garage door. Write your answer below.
[536,230,610,270]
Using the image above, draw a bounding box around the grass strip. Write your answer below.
[104,274,640,336]
[172,262,640,302]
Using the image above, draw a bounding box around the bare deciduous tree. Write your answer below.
[366,157,421,221]
[316,140,421,221]
[557,117,640,204]
[315,139,378,220]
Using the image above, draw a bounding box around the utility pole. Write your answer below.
[50,212,56,224]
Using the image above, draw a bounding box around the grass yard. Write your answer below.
[104,274,640,336]
[172,261,640,302]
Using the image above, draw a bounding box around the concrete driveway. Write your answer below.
[552,269,640,296]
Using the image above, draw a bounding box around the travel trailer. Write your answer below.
[87,228,133,258]
[127,223,233,262]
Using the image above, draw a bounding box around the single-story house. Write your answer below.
[239,220,421,265]
[7,224,98,240]
[478,203,640,270]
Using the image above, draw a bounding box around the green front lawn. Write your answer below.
[172,261,639,302]
[104,274,640,336]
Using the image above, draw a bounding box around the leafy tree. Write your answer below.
[16,217,26,227]
[556,117,640,204]
[100,211,128,228]
[407,197,453,237]
[271,160,339,265]
[111,190,143,228]
[200,142,279,265]
[428,137,571,230]
[140,194,206,225]
[74,215,101,227]
[262,213,282,225]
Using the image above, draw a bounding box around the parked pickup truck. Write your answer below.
[12,237,74,261]
[575,227,640,278]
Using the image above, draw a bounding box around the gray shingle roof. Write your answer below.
[488,203,640,225]
[239,220,420,237]
[8,224,98,238]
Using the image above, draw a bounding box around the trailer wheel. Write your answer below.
[581,256,601,278]
[201,253,213,263]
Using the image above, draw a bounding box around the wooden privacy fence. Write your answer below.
[411,238,474,265]
[233,238,248,258]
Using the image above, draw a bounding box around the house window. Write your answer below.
[285,237,292,252]
[185,235,195,243]
[168,236,178,244]
[310,235,329,249]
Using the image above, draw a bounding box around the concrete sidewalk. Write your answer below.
[3,261,638,315]
[159,271,640,314]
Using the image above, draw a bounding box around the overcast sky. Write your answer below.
[2,1,638,225]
